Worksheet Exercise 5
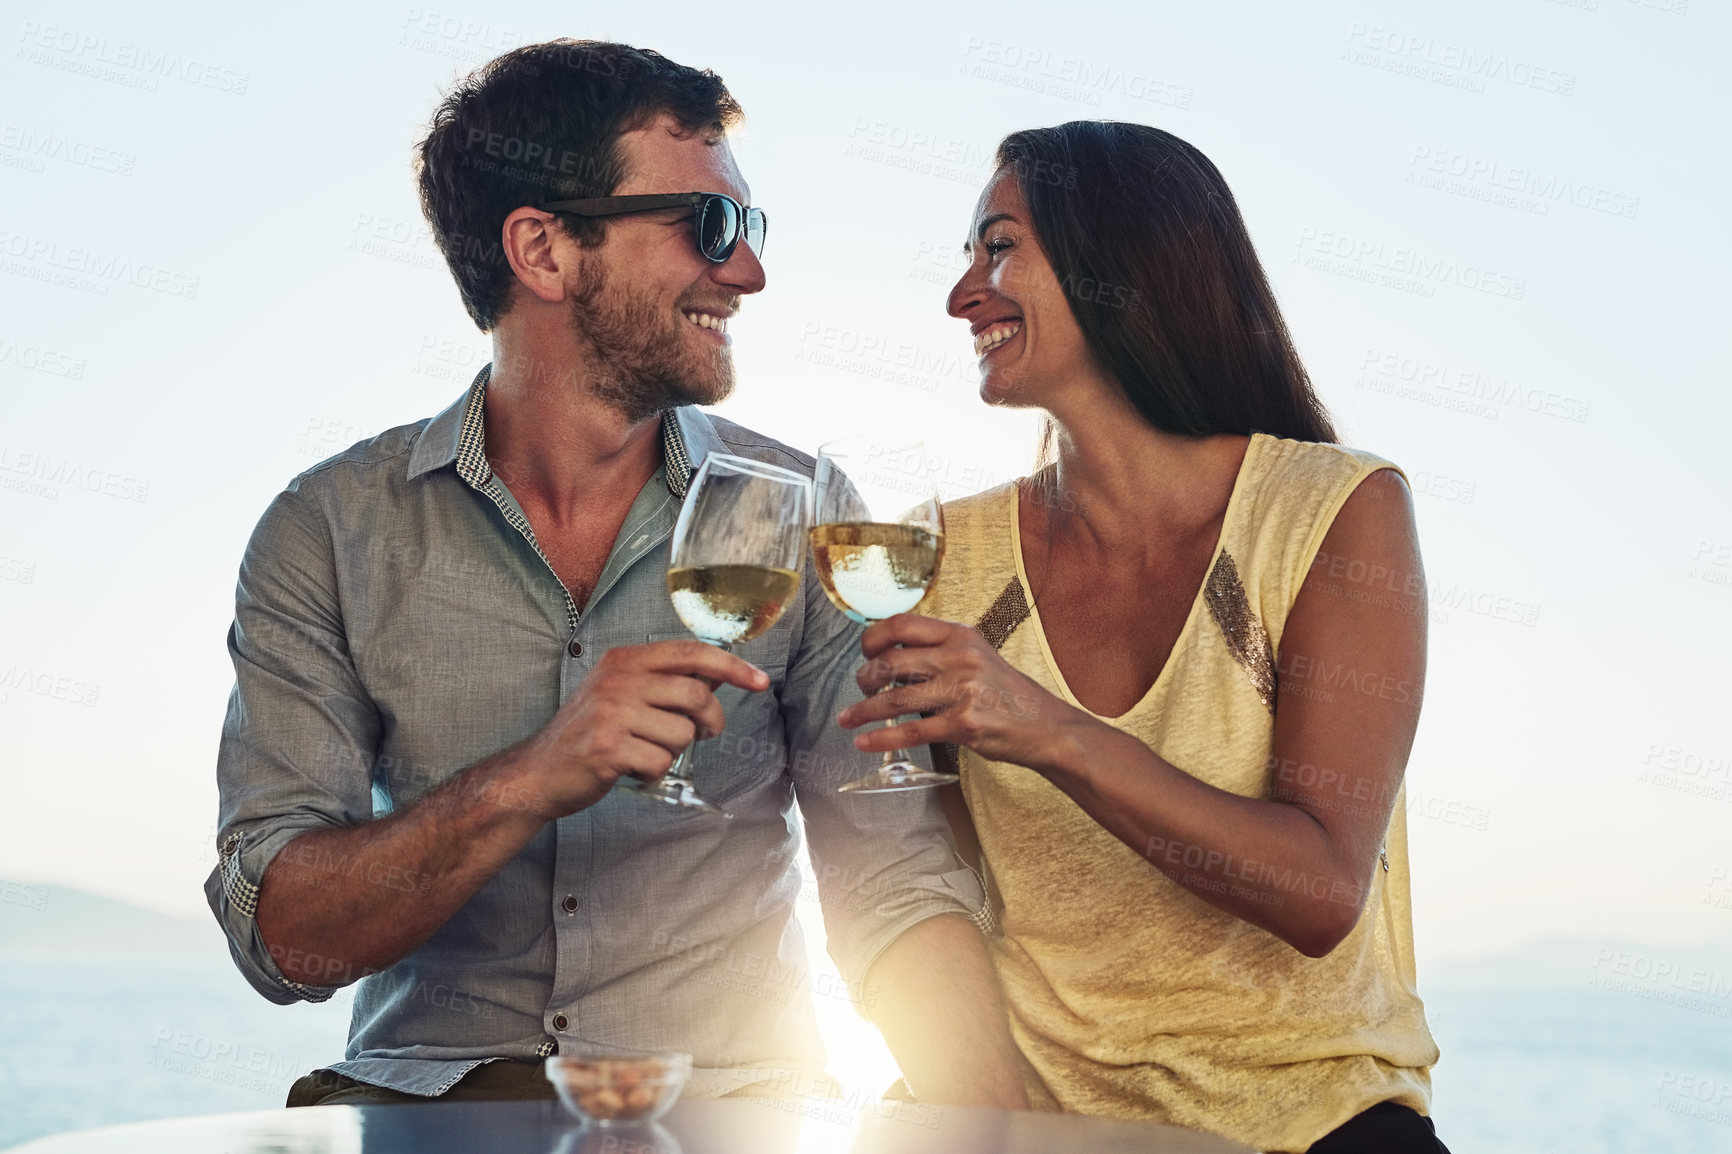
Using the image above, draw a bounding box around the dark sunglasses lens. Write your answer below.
[745,209,767,258]
[698,197,739,261]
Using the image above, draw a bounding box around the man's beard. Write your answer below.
[568,259,736,423]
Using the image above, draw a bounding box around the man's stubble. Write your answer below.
[568,258,736,424]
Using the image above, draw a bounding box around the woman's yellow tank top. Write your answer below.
[924,434,1440,1153]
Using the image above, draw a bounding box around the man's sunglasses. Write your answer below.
[538,192,767,264]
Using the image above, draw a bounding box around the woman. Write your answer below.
[837,122,1446,1153]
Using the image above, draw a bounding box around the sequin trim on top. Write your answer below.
[977,578,1031,651]
[1203,551,1277,714]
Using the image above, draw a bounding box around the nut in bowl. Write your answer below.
[546,1052,692,1126]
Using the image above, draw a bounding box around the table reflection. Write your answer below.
[551,1122,683,1154]
[13,1096,1252,1153]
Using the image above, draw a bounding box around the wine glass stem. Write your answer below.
[664,638,727,787]
[667,740,698,785]
[878,671,913,767]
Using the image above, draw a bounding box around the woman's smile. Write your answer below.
[973,320,1023,359]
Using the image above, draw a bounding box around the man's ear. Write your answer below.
[500,207,576,305]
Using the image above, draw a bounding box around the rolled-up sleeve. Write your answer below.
[204,478,381,1005]
[782,557,985,998]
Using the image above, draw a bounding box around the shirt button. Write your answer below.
[552,1013,569,1031]
[562,894,579,914]
[568,639,583,658]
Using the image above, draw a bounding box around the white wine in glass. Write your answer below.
[667,564,802,646]
[808,523,943,623]
[811,438,957,793]
[619,453,810,816]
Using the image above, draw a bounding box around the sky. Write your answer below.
[2,0,1729,1095]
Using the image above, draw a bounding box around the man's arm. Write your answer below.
[863,914,1028,1108]
[258,641,769,984]
[255,737,547,985]
[215,485,766,989]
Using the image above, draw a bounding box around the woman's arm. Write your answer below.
[840,471,1426,957]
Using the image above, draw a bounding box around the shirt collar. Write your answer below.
[406,363,713,497]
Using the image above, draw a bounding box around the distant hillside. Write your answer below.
[0,882,226,954]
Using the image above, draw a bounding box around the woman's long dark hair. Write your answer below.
[999,122,1337,444]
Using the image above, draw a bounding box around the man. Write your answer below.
[205,39,1026,1109]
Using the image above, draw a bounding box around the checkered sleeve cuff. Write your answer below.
[278,976,337,1003]
[208,826,339,1005]
[964,857,998,939]
[218,831,260,918]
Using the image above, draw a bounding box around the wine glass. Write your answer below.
[810,437,956,793]
[620,453,810,816]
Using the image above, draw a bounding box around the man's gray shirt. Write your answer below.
[205,370,982,1098]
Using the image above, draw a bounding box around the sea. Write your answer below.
[3,915,1731,1150]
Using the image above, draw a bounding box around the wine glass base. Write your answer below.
[619,777,732,818]
[836,764,961,794]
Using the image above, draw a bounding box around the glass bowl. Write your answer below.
[545,1052,692,1126]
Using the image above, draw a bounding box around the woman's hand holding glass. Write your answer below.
[836,615,1080,770]
[810,438,956,793]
